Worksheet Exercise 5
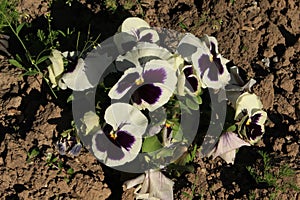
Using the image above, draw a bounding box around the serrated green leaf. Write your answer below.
[9,59,24,69]
[142,135,163,153]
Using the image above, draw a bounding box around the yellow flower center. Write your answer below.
[109,131,118,140]
[165,123,171,128]
[209,54,214,62]
[135,77,144,85]
[246,118,251,126]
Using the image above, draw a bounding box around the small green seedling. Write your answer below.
[46,153,75,184]
[27,147,40,163]
[247,150,300,199]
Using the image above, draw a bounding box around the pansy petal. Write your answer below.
[61,58,94,91]
[117,43,181,70]
[108,67,142,99]
[212,132,250,164]
[177,33,202,62]
[104,103,148,136]
[218,150,237,165]
[191,48,231,89]
[235,92,263,119]
[182,65,202,95]
[121,17,150,33]
[143,59,177,90]
[139,28,160,43]
[92,129,142,166]
[125,170,174,200]
[201,34,220,54]
[47,49,64,87]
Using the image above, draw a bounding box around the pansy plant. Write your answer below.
[59,17,269,200]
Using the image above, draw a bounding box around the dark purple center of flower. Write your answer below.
[186,76,198,92]
[244,113,264,141]
[103,124,135,151]
[132,84,162,105]
[136,29,154,43]
[183,66,198,92]
[94,133,125,160]
[140,33,153,42]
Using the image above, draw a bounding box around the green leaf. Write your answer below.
[16,23,25,34]
[61,129,72,138]
[37,29,46,41]
[58,161,64,169]
[195,95,202,104]
[28,148,40,158]
[9,59,24,69]
[142,135,163,153]
[226,124,236,132]
[179,102,192,115]
[22,70,40,76]
[185,98,199,110]
[67,94,74,103]
[67,168,74,175]
[57,30,66,37]
[36,55,49,65]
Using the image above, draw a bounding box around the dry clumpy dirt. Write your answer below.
[0,0,299,199]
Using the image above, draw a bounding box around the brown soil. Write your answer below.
[0,0,299,199]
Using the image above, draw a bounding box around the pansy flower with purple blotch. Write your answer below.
[177,33,231,89]
[235,92,267,145]
[109,59,177,112]
[92,103,148,167]
[120,17,159,44]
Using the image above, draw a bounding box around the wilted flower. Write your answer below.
[92,103,148,166]
[69,143,82,157]
[47,49,66,88]
[209,132,250,164]
[56,140,67,155]
[123,169,174,200]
